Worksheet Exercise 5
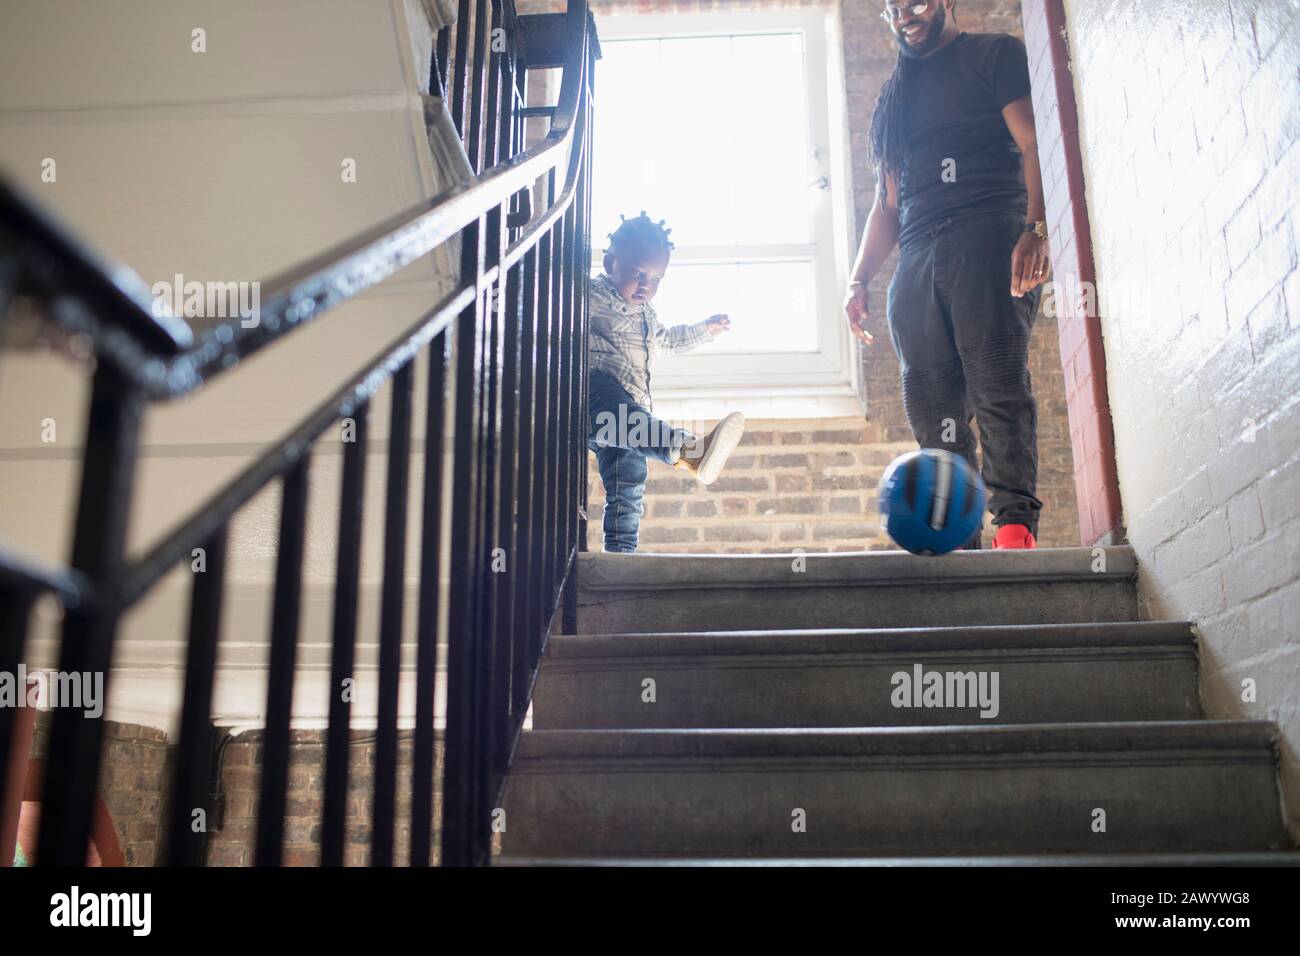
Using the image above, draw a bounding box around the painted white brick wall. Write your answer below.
[1067,0,1300,832]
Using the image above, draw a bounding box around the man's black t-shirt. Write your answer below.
[896,32,1032,247]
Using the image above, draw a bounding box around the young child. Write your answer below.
[587,213,746,553]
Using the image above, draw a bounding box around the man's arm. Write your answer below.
[843,171,902,345]
[1002,95,1051,298]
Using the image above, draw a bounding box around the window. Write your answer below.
[592,10,860,419]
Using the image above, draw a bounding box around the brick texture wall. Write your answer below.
[29,715,169,866]
[29,719,441,866]
[207,729,444,866]
[1064,0,1300,830]
[563,0,1080,549]
[96,723,170,866]
[590,418,901,553]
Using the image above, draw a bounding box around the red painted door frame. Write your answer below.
[1021,0,1126,546]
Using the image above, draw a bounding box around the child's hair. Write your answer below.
[605,211,675,258]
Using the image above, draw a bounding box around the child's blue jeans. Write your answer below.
[587,369,694,553]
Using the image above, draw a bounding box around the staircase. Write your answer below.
[499,547,1297,863]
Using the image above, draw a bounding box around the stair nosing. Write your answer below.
[513,720,1278,762]
[544,621,1196,662]
[578,546,1138,593]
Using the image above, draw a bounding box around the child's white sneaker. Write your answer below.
[675,412,746,485]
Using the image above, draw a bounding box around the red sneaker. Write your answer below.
[992,524,1037,549]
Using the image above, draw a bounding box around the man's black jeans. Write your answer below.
[886,210,1044,537]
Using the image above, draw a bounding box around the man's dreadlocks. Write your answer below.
[605,211,675,257]
[867,53,916,206]
[868,0,959,205]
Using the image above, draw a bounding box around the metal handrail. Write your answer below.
[0,0,595,868]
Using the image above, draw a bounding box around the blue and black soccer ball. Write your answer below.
[878,449,986,555]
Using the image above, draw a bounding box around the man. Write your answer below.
[845,0,1051,549]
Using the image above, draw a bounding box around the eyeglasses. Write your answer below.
[881,2,931,22]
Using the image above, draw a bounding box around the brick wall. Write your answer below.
[29,715,169,866]
[1063,0,1300,830]
[97,723,170,866]
[589,418,901,553]
[206,729,443,866]
[27,721,445,866]
[566,0,1080,549]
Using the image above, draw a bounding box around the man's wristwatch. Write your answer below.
[1024,220,1049,242]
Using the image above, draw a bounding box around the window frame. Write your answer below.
[591,8,862,420]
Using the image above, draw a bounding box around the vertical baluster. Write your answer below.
[509,47,528,236]
[484,12,514,814]
[572,175,585,552]
[470,287,499,863]
[513,244,539,719]
[474,19,507,854]
[322,403,369,867]
[560,202,580,636]
[484,1,504,172]
[545,211,565,611]
[166,527,228,866]
[451,0,472,140]
[578,61,594,555]
[467,0,490,172]
[541,172,557,617]
[254,457,311,868]
[373,365,414,866]
[443,217,486,867]
[411,332,448,867]
[530,226,553,660]
[495,1,515,171]
[558,203,574,571]
[492,255,521,781]
[37,365,142,866]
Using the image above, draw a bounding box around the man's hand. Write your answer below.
[843,282,875,345]
[1011,232,1050,298]
[704,314,731,337]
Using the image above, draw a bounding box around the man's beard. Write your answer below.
[896,6,949,59]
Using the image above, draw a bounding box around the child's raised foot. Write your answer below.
[676,412,746,485]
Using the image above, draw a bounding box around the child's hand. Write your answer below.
[705,314,731,337]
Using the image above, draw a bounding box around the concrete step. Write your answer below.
[576,547,1138,633]
[498,851,1300,867]
[532,621,1201,729]
[501,721,1289,858]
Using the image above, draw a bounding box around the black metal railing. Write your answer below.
[0,0,594,867]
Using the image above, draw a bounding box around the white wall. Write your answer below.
[0,0,467,732]
[1067,0,1300,829]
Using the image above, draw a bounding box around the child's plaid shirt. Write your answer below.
[587,271,711,409]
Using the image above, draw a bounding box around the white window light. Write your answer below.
[591,8,862,420]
